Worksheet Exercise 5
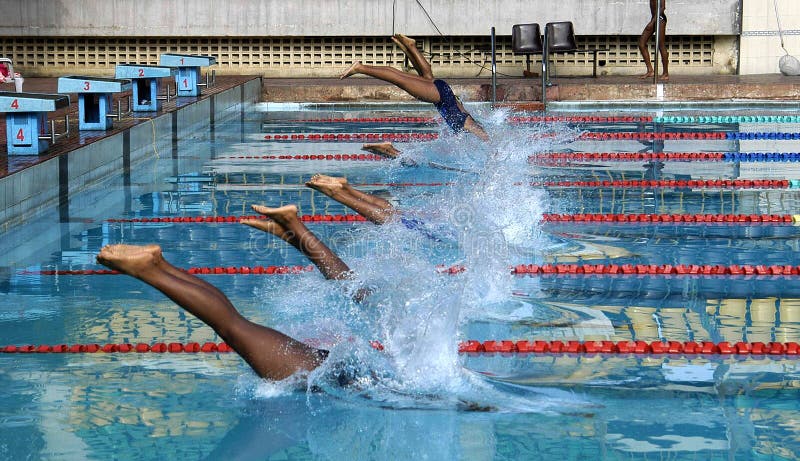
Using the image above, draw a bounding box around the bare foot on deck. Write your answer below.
[659,74,669,82]
[340,61,361,79]
[362,142,400,159]
[96,244,163,278]
[638,71,655,79]
[305,174,347,197]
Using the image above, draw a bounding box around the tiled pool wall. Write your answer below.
[0,79,261,233]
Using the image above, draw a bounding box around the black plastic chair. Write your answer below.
[511,23,543,77]
[545,21,605,78]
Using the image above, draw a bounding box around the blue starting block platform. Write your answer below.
[57,76,131,131]
[0,92,69,155]
[159,53,216,97]
[115,64,175,112]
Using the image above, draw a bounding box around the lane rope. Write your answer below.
[262,133,438,142]
[215,153,387,161]
[25,262,800,277]
[105,212,800,226]
[532,152,800,164]
[3,340,799,357]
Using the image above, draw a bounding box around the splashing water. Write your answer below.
[251,108,584,411]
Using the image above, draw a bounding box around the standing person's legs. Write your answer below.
[96,244,326,380]
[240,205,354,280]
[341,63,441,104]
[306,174,397,225]
[656,18,669,80]
[392,34,434,81]
[638,19,657,78]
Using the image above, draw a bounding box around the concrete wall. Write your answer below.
[740,0,800,74]
[0,0,740,37]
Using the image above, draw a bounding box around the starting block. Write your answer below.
[115,64,175,112]
[0,92,69,155]
[159,53,216,97]
[57,76,131,131]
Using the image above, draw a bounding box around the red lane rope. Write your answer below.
[542,213,795,224]
[215,153,387,161]
[578,132,728,140]
[27,265,316,276]
[459,340,800,356]
[508,263,800,276]
[510,116,653,124]
[532,152,727,163]
[107,214,368,224]
[277,117,438,124]
[4,340,799,357]
[29,263,800,277]
[106,212,797,225]
[262,133,438,142]
[539,179,790,189]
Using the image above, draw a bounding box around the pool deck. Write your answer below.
[1,73,800,181]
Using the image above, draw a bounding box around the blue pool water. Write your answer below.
[2,101,800,460]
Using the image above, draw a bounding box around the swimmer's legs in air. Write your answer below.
[241,205,353,280]
[391,34,434,80]
[341,60,441,104]
[96,244,326,380]
[305,174,398,225]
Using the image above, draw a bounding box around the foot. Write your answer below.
[392,34,417,50]
[96,244,163,278]
[659,73,669,82]
[638,71,655,79]
[361,142,400,159]
[242,205,300,241]
[305,174,347,197]
[340,61,361,79]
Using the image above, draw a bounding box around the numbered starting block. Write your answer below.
[57,76,131,131]
[115,64,175,112]
[0,92,69,155]
[159,53,216,97]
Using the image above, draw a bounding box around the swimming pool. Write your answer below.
[1,100,800,460]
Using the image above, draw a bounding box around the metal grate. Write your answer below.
[0,35,719,77]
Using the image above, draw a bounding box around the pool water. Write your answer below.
[1,102,800,460]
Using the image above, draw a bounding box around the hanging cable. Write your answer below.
[774,0,800,75]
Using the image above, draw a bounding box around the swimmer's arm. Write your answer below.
[464,117,490,141]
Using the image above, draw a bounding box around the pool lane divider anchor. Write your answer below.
[57,76,132,131]
[114,64,176,112]
[0,92,70,155]
[159,53,216,97]
[3,340,800,357]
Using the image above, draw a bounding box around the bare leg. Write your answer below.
[341,62,441,104]
[241,205,353,280]
[657,20,669,81]
[638,20,656,78]
[392,34,434,81]
[96,244,325,380]
[306,174,396,225]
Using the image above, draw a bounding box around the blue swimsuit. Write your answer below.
[433,79,469,133]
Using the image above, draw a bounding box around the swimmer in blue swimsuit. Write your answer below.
[341,34,489,141]
[638,0,669,81]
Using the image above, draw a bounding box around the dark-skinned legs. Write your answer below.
[305,174,397,225]
[638,18,669,80]
[96,244,326,380]
[241,205,353,280]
